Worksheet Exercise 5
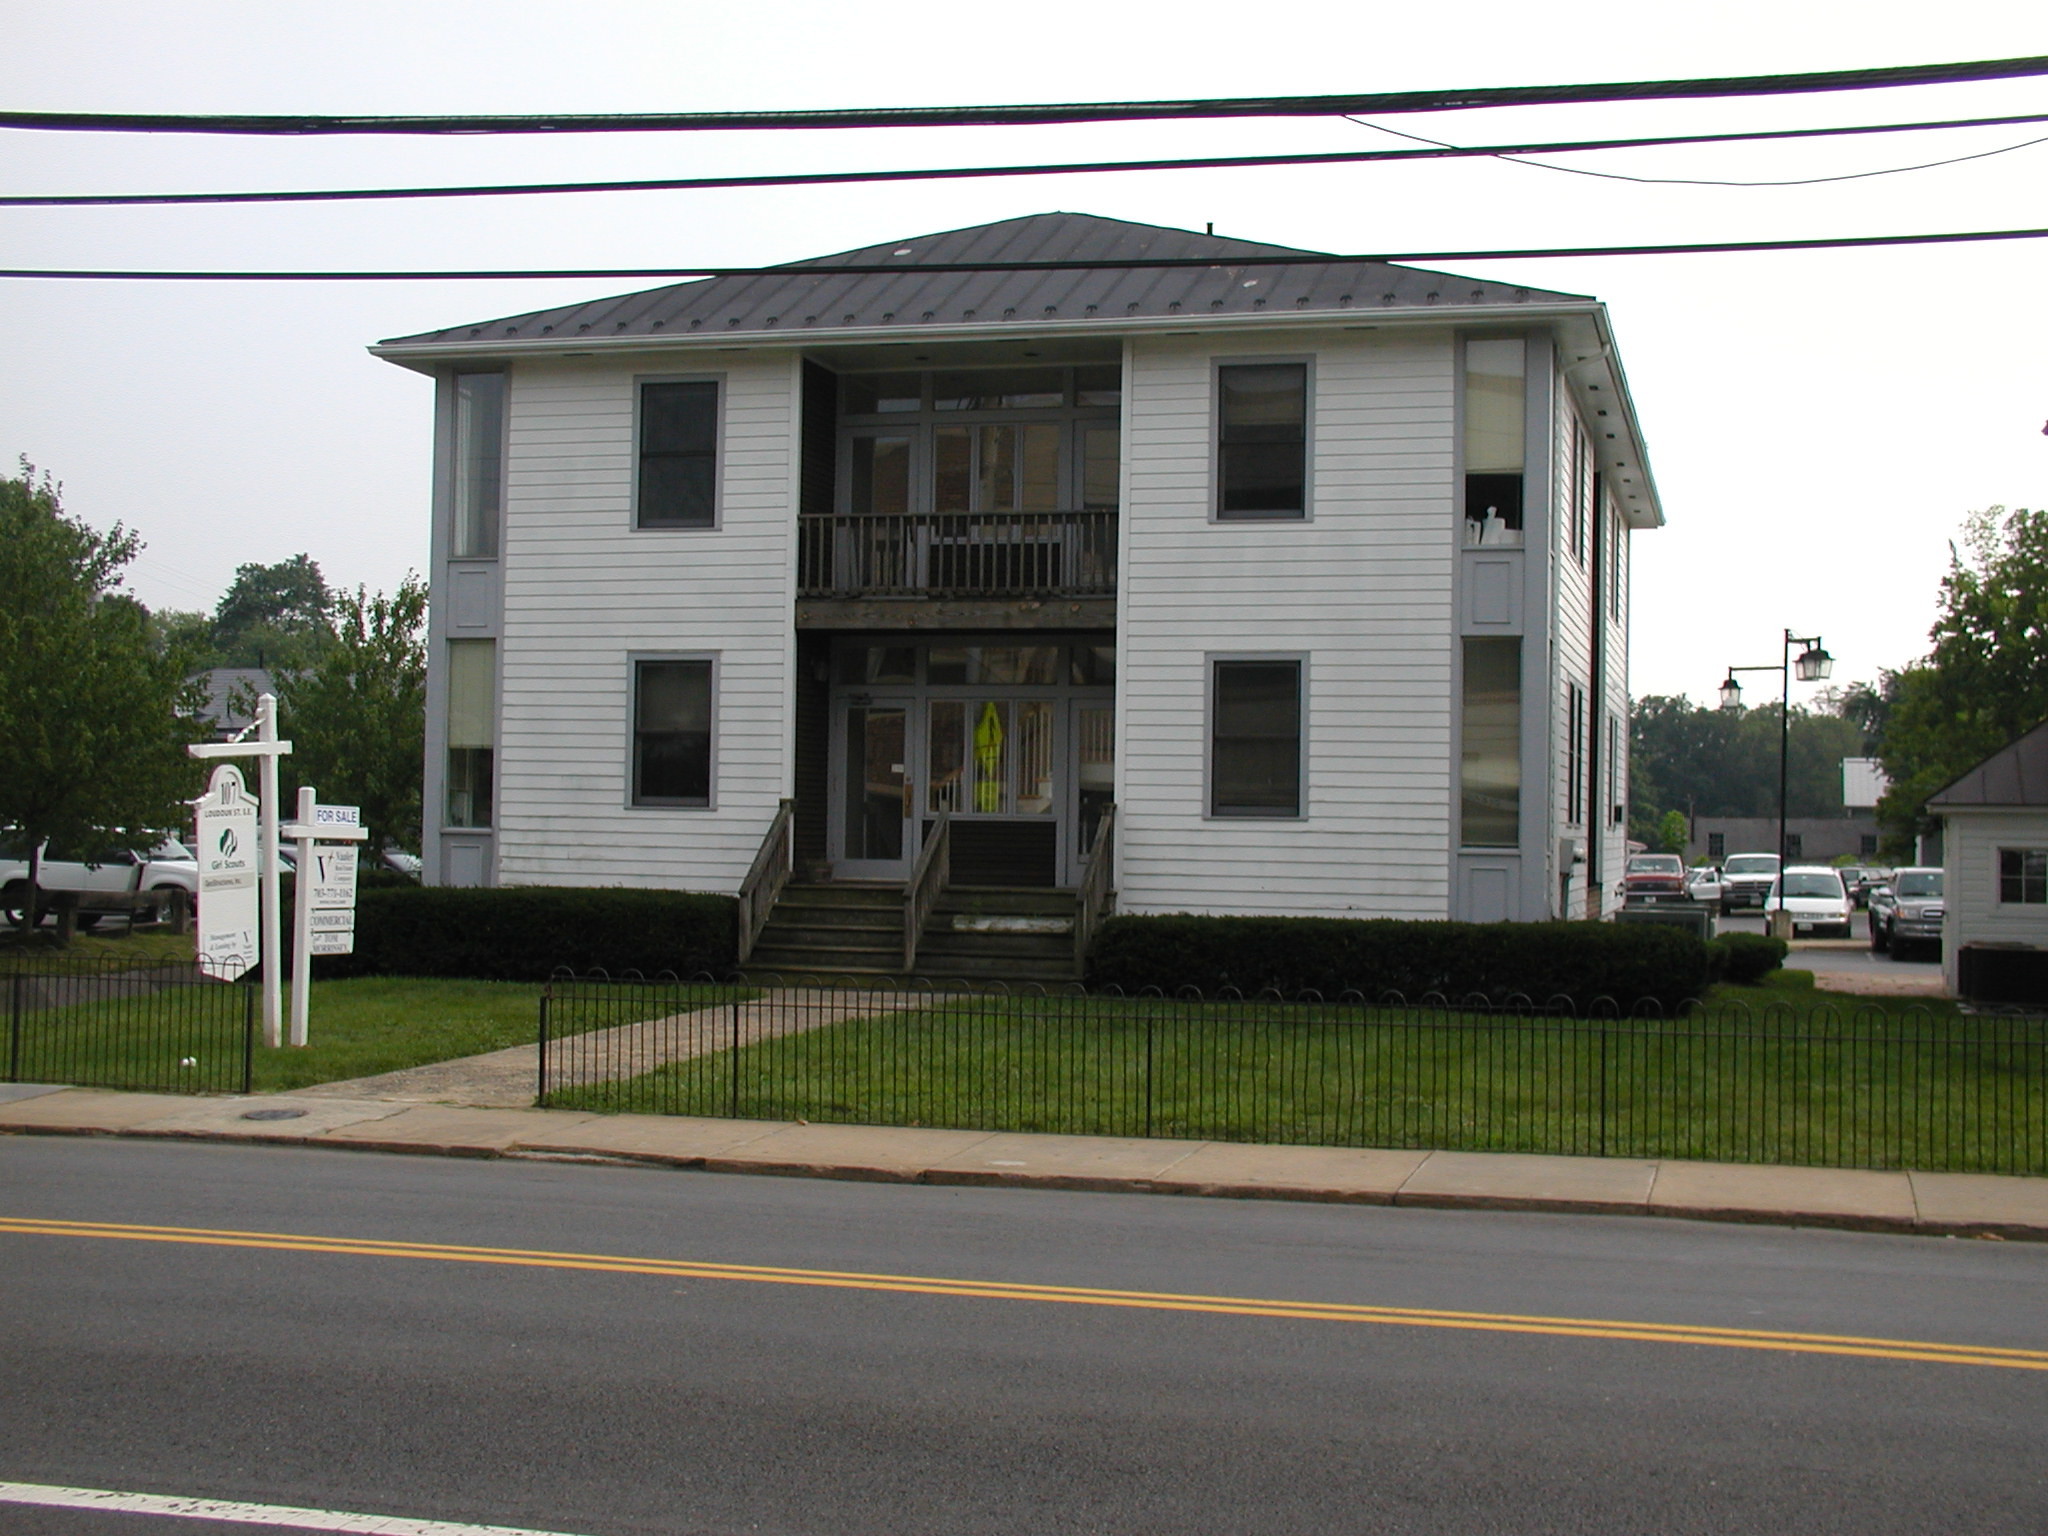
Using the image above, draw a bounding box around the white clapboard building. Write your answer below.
[373,213,1663,973]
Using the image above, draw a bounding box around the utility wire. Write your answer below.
[1346,114,2048,187]
[10,110,2048,207]
[5,56,2046,135]
[5,224,2046,282]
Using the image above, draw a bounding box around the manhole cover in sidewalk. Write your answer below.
[240,1107,309,1121]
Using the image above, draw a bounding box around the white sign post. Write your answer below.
[188,693,291,1048]
[282,787,367,1048]
[193,764,260,980]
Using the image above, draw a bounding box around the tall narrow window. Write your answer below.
[1217,363,1307,519]
[1461,638,1520,847]
[637,380,719,529]
[1608,713,1624,826]
[1570,424,1592,564]
[1210,659,1303,816]
[445,640,495,828]
[1463,339,1524,545]
[633,658,713,806]
[451,373,504,558]
[1567,683,1587,826]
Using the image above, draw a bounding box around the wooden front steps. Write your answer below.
[746,882,1081,983]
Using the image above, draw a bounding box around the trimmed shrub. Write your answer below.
[1709,931,1789,986]
[310,885,736,981]
[1087,915,1710,1014]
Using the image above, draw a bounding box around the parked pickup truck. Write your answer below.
[1622,853,1689,905]
[1719,852,1783,914]
[0,837,198,931]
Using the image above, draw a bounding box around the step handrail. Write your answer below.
[903,810,952,973]
[736,798,796,966]
[1074,802,1116,975]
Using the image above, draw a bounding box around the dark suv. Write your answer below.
[1869,868,1944,958]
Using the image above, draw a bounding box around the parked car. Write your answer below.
[1763,866,1855,938]
[1719,852,1782,914]
[1869,868,1945,958]
[0,836,199,930]
[1847,866,1893,909]
[1684,865,1724,907]
[1623,853,1688,906]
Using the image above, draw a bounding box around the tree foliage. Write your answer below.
[212,552,335,670]
[1629,693,1863,843]
[0,463,206,930]
[1876,506,2048,853]
[273,574,427,853]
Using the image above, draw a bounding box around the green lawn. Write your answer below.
[547,990,2046,1175]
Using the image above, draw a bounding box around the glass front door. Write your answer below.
[836,705,912,878]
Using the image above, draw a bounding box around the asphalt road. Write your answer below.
[4,1138,2045,1535]
[1714,909,1943,987]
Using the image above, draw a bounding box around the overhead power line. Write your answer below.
[6,56,2047,136]
[9,109,2048,207]
[5,224,2046,282]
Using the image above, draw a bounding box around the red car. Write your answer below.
[1623,853,1688,905]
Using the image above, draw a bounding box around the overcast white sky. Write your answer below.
[4,0,2043,703]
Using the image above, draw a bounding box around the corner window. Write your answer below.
[1210,658,1302,817]
[451,373,505,559]
[1462,339,1524,546]
[445,639,495,828]
[637,380,719,529]
[1461,637,1520,848]
[1217,363,1307,520]
[2000,848,2047,904]
[633,658,713,807]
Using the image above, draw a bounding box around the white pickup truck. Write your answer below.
[0,837,199,931]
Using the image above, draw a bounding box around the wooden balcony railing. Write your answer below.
[798,509,1118,600]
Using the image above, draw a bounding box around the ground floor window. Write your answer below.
[634,657,713,807]
[1209,657,1303,818]
[1460,637,1519,848]
[2000,848,2048,904]
[445,639,495,828]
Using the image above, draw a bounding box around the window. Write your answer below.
[1608,713,1624,825]
[1570,423,1592,565]
[1860,833,1879,856]
[445,640,495,828]
[1566,684,1586,826]
[1708,832,1726,861]
[637,380,719,529]
[1461,637,1520,847]
[451,372,504,559]
[1608,508,1624,617]
[2000,849,2048,904]
[1785,833,1804,860]
[1210,659,1302,817]
[1462,339,1524,545]
[1216,363,1307,519]
[633,658,713,806]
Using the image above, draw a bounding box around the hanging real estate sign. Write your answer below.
[194,764,260,980]
[306,842,359,956]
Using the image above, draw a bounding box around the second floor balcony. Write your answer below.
[798,509,1119,602]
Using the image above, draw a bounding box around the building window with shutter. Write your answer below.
[445,640,495,828]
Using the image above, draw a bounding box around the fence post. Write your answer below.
[729,985,741,1120]
[536,986,551,1107]
[8,970,22,1083]
[1144,1009,1155,1139]
[1597,1021,1609,1159]
[240,981,256,1095]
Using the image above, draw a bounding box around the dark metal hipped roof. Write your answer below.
[376,212,1588,348]
[1928,720,2048,808]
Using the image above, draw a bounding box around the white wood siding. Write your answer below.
[1941,809,2048,990]
[1116,330,1457,917]
[1548,380,1599,916]
[496,354,796,893]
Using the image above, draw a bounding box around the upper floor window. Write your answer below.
[451,373,505,559]
[637,380,719,529]
[1216,363,1307,520]
[1463,339,1524,546]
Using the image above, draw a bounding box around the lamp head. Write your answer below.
[1795,644,1834,683]
[1718,675,1742,711]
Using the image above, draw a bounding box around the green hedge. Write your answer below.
[1086,915,1710,1014]
[1708,931,1788,986]
[308,885,736,981]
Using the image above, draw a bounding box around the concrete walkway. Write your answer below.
[3,1081,2043,1242]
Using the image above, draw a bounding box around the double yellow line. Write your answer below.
[6,1215,2044,1372]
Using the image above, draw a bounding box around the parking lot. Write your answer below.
[1712,909,1947,996]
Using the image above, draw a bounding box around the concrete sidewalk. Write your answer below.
[3,1081,2044,1242]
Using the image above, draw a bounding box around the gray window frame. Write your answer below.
[1999,847,2048,904]
[1211,356,1314,523]
[632,373,725,532]
[628,651,719,810]
[1205,652,1308,820]
[448,369,508,561]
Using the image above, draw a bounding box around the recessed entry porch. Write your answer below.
[796,636,1114,890]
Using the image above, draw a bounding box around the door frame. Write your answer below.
[827,695,919,880]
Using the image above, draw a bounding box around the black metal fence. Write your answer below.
[5,960,255,1095]
[539,974,2048,1176]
